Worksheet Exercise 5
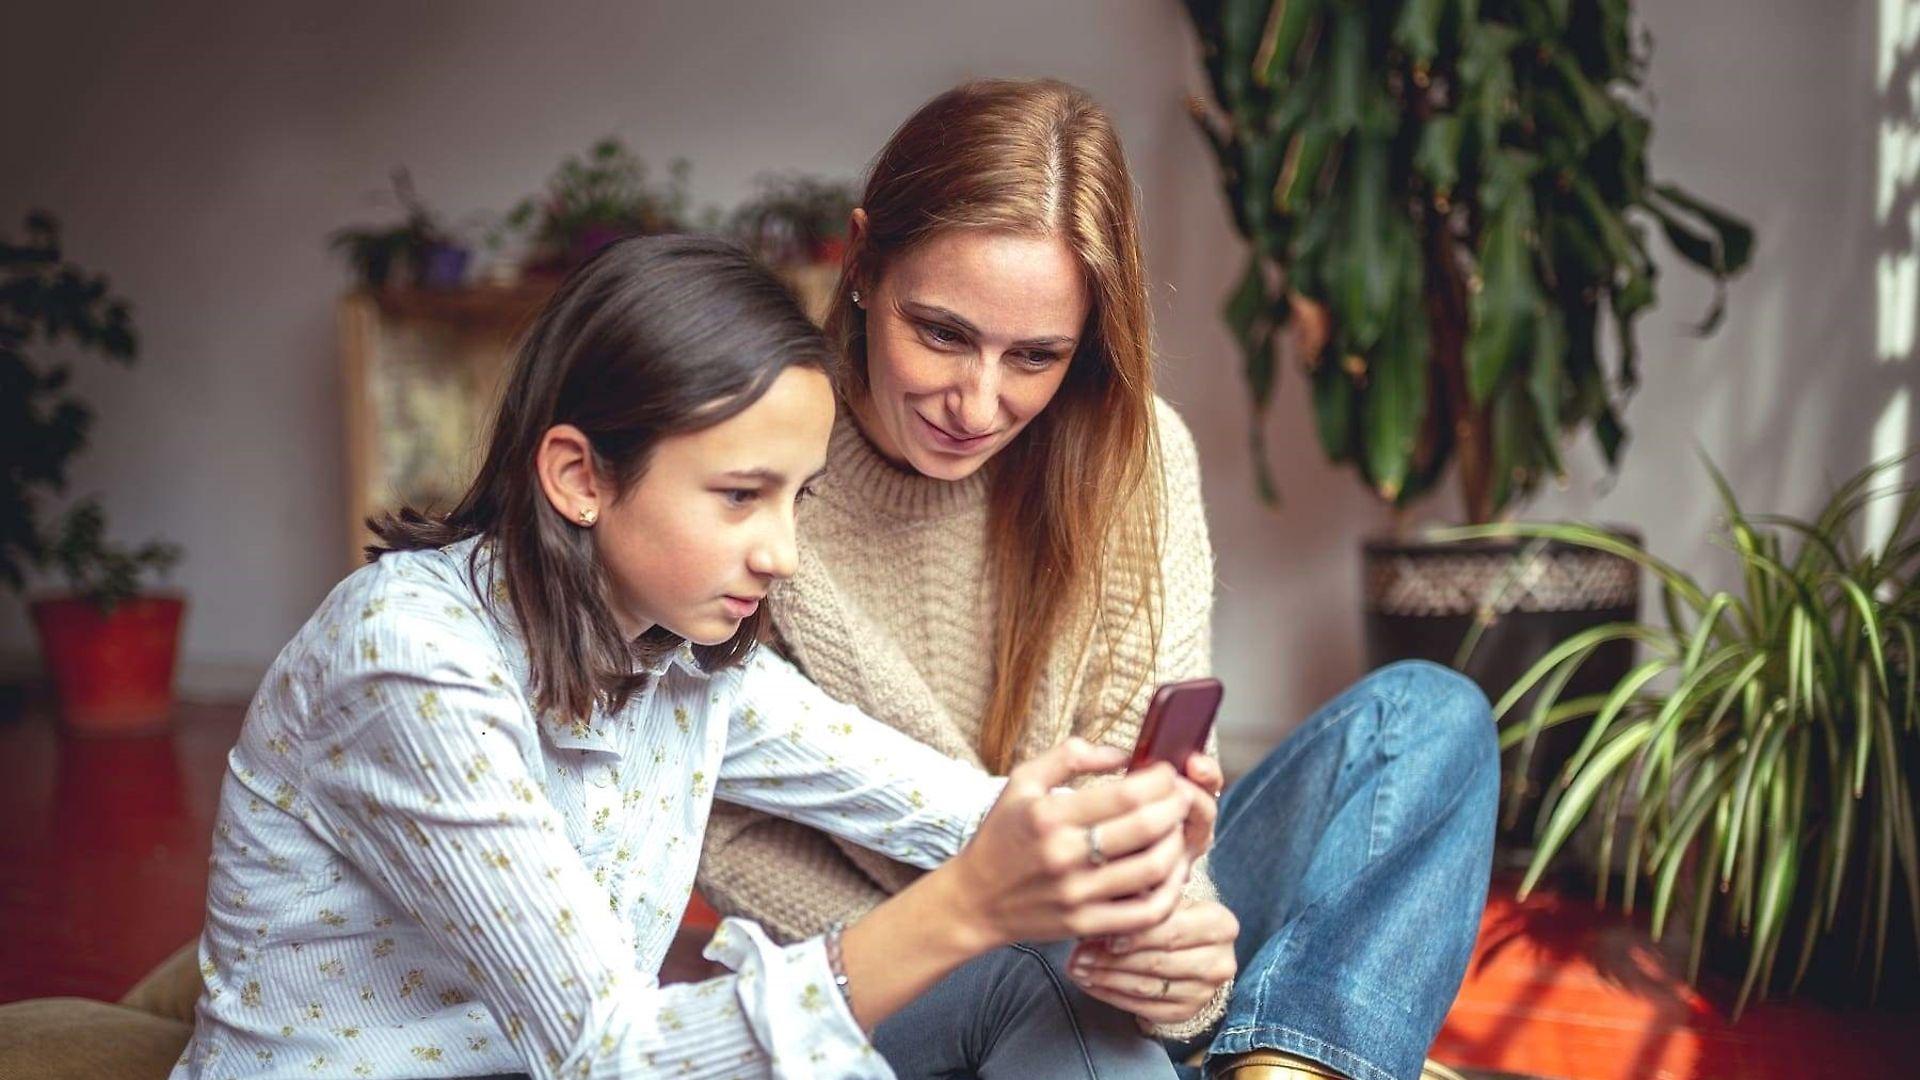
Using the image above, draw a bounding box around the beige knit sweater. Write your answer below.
[697,396,1227,1038]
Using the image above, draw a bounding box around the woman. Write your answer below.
[171,236,1211,1079]
[698,80,1499,1080]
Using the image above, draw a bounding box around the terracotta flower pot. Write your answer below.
[29,594,185,737]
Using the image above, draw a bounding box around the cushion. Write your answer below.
[0,997,190,1080]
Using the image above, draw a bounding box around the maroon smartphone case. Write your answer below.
[1128,677,1223,772]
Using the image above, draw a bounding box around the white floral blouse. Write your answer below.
[171,537,1005,1079]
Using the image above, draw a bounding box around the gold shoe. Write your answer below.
[1208,1050,1470,1080]
[1207,1049,1343,1079]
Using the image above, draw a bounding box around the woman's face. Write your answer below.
[853,222,1090,482]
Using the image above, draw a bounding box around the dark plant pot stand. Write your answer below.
[1362,532,1642,873]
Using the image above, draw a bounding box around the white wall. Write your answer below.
[2,0,1908,773]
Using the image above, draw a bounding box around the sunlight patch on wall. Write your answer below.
[1870,0,1919,553]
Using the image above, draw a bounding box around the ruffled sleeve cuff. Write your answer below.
[704,918,893,1079]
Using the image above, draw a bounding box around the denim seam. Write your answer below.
[1211,1022,1396,1080]
[1368,685,1407,862]
[1007,941,1099,1079]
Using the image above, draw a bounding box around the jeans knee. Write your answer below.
[1372,660,1496,783]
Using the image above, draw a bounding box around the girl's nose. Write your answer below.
[749,518,799,580]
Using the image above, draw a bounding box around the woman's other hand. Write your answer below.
[1176,752,1222,864]
[1065,897,1239,1026]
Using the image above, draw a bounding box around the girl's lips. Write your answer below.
[916,412,995,453]
[721,595,761,618]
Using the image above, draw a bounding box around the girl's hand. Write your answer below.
[942,738,1194,950]
[1064,897,1239,1026]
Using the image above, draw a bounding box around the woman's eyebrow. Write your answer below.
[899,300,1077,349]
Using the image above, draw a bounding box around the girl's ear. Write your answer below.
[535,423,604,526]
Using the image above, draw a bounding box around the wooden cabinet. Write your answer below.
[338,283,554,569]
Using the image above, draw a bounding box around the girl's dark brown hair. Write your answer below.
[369,234,835,724]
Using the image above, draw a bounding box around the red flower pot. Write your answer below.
[29,594,186,737]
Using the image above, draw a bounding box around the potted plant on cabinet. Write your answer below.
[504,137,693,274]
[329,167,471,290]
[730,172,858,267]
[730,172,858,322]
[1447,456,1919,1014]
[1181,0,1754,846]
[3,211,184,736]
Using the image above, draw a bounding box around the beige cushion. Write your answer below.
[0,997,190,1080]
[118,942,202,1025]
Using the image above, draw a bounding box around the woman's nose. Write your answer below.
[948,361,1001,435]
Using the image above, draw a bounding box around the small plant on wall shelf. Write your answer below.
[504,137,694,272]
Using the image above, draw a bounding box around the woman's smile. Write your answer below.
[915,411,998,454]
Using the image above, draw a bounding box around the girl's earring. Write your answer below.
[850,289,862,307]
[578,506,598,527]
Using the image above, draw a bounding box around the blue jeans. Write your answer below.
[873,939,1179,1078]
[1184,660,1498,1080]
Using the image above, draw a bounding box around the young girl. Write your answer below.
[172,236,1212,1079]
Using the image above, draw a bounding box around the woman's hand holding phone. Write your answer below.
[938,738,1195,951]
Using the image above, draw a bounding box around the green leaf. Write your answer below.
[1652,182,1756,274]
[1465,205,1538,403]
[1414,116,1464,195]
[1391,0,1447,63]
[1275,127,1336,214]
[1324,5,1367,134]
[1362,302,1429,502]
[1521,720,1655,897]
[1334,137,1398,351]
[1310,360,1357,463]
[1255,0,1325,89]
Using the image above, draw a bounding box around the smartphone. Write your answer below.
[1128,677,1222,773]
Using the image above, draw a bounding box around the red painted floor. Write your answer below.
[1437,881,1920,1079]
[4,695,1917,1079]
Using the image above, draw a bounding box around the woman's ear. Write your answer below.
[535,423,603,527]
[846,208,869,300]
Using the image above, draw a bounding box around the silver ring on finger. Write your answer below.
[1085,824,1107,866]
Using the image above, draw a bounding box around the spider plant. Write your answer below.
[1439,454,1919,1016]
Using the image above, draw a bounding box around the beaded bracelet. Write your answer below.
[823,922,857,1024]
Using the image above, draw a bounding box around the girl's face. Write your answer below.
[852,223,1089,481]
[590,365,834,645]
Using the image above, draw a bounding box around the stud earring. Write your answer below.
[578,506,598,527]
[850,289,862,306]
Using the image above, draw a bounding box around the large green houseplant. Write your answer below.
[3,212,184,734]
[1183,0,1753,517]
[1444,456,1919,1013]
[1182,0,1755,847]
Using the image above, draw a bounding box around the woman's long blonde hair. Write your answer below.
[824,78,1164,774]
